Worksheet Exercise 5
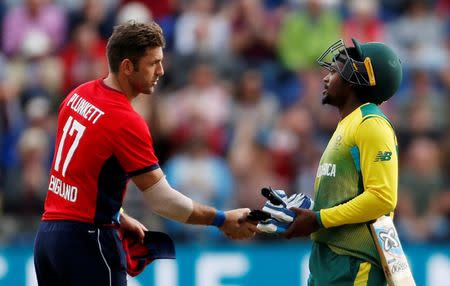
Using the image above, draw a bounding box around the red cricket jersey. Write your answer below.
[42,79,159,224]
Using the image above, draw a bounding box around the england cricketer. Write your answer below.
[33,21,256,286]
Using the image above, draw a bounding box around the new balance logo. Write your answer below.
[374,151,392,162]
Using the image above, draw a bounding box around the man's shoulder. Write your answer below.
[358,103,394,130]
[62,79,141,123]
[74,79,99,91]
[68,79,132,112]
[359,103,386,120]
[63,80,99,102]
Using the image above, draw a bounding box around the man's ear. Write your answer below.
[120,59,135,76]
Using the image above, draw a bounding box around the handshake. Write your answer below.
[248,187,314,234]
[219,187,318,240]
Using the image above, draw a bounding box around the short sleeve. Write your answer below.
[113,115,159,176]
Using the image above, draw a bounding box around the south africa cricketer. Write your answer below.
[281,38,402,285]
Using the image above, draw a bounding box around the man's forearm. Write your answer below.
[185,201,221,226]
[141,176,194,222]
[320,189,395,228]
[141,176,225,226]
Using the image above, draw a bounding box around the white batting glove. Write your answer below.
[262,192,314,223]
[257,190,314,234]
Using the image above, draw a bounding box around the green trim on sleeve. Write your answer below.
[316,211,324,228]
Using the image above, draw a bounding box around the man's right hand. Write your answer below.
[220,208,257,240]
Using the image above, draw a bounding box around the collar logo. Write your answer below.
[333,135,342,149]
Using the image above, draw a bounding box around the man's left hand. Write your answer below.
[281,208,320,239]
[120,212,148,244]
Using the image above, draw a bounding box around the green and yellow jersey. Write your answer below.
[311,103,398,267]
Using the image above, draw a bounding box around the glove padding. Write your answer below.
[262,191,314,223]
[257,190,314,234]
[257,219,290,234]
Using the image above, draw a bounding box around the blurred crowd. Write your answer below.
[0,0,449,244]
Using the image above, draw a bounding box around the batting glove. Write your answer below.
[262,191,314,223]
[257,189,314,234]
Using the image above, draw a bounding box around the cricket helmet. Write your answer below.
[317,38,402,104]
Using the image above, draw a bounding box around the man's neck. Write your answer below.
[103,73,136,102]
[338,97,364,119]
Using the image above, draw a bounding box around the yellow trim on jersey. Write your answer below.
[354,262,371,286]
[320,115,397,228]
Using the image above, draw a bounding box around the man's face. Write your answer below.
[321,61,348,107]
[129,47,164,95]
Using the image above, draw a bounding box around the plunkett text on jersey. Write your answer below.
[67,93,105,124]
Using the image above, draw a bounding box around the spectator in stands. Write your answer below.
[160,60,232,155]
[3,127,49,217]
[229,0,283,91]
[277,0,341,71]
[386,0,447,71]
[436,132,450,241]
[437,18,450,96]
[343,0,384,44]
[229,0,281,65]
[174,0,230,58]
[395,68,447,141]
[276,0,341,107]
[0,71,25,194]
[435,0,450,19]
[60,22,108,94]
[233,132,287,214]
[116,1,152,24]
[397,137,447,242]
[68,0,115,40]
[266,106,310,187]
[173,0,231,83]
[2,0,66,58]
[119,0,176,22]
[227,69,282,207]
[227,68,279,160]
[163,116,235,242]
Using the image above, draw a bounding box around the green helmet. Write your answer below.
[317,38,402,104]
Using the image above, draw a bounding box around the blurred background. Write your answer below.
[0,0,449,285]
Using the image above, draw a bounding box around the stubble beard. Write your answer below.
[143,86,154,95]
[322,93,331,105]
[136,81,155,95]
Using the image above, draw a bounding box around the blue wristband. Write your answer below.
[212,210,226,227]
